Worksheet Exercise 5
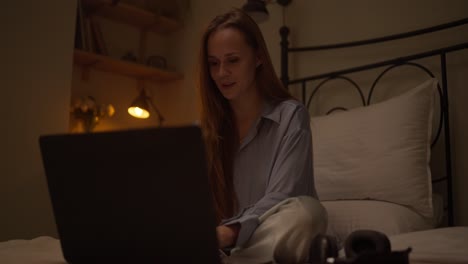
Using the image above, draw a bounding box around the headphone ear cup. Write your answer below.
[344,230,391,258]
[309,234,339,264]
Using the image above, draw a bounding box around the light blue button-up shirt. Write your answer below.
[221,99,317,248]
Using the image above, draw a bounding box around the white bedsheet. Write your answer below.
[0,236,65,264]
[0,227,467,264]
[390,227,468,264]
[323,199,435,247]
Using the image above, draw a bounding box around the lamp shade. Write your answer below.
[127,89,165,126]
[242,0,269,23]
[128,91,150,119]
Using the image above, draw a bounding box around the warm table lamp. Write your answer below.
[128,89,165,126]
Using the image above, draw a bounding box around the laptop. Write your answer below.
[39,126,221,263]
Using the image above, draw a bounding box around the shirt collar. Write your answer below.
[260,100,281,125]
[238,100,280,151]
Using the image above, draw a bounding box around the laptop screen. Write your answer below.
[39,126,220,263]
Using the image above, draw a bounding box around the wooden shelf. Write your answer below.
[82,0,181,34]
[73,49,183,81]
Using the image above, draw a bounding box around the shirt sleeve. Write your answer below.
[221,106,315,248]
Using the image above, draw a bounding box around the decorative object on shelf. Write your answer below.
[71,96,115,132]
[121,51,138,62]
[128,88,165,126]
[146,55,167,69]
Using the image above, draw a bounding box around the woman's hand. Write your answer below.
[216,224,240,249]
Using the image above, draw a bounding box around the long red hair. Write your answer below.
[198,9,292,224]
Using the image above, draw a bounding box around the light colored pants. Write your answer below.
[224,196,327,264]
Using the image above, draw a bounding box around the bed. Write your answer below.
[279,14,468,263]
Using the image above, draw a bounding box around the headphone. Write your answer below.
[309,230,411,264]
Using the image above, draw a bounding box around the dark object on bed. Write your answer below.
[345,229,391,258]
[310,230,411,264]
[280,17,468,226]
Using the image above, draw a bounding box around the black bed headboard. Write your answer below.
[280,17,468,226]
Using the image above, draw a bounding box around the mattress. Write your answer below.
[0,227,465,264]
[0,236,64,263]
[322,195,444,248]
[390,227,468,264]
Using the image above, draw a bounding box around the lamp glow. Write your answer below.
[128,106,150,119]
[127,88,165,126]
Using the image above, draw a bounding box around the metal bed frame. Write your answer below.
[279,17,468,226]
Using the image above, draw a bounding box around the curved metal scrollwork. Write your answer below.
[306,76,366,111]
[305,62,444,148]
[326,107,349,115]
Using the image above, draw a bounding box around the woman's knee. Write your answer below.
[228,196,328,263]
[271,196,327,262]
[286,196,328,234]
[266,196,328,244]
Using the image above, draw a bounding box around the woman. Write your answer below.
[198,9,327,263]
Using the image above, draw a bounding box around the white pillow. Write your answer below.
[311,78,437,218]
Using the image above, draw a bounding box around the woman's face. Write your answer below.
[207,27,261,103]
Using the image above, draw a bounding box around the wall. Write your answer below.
[0,0,76,241]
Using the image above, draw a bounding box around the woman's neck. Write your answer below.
[230,91,264,141]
